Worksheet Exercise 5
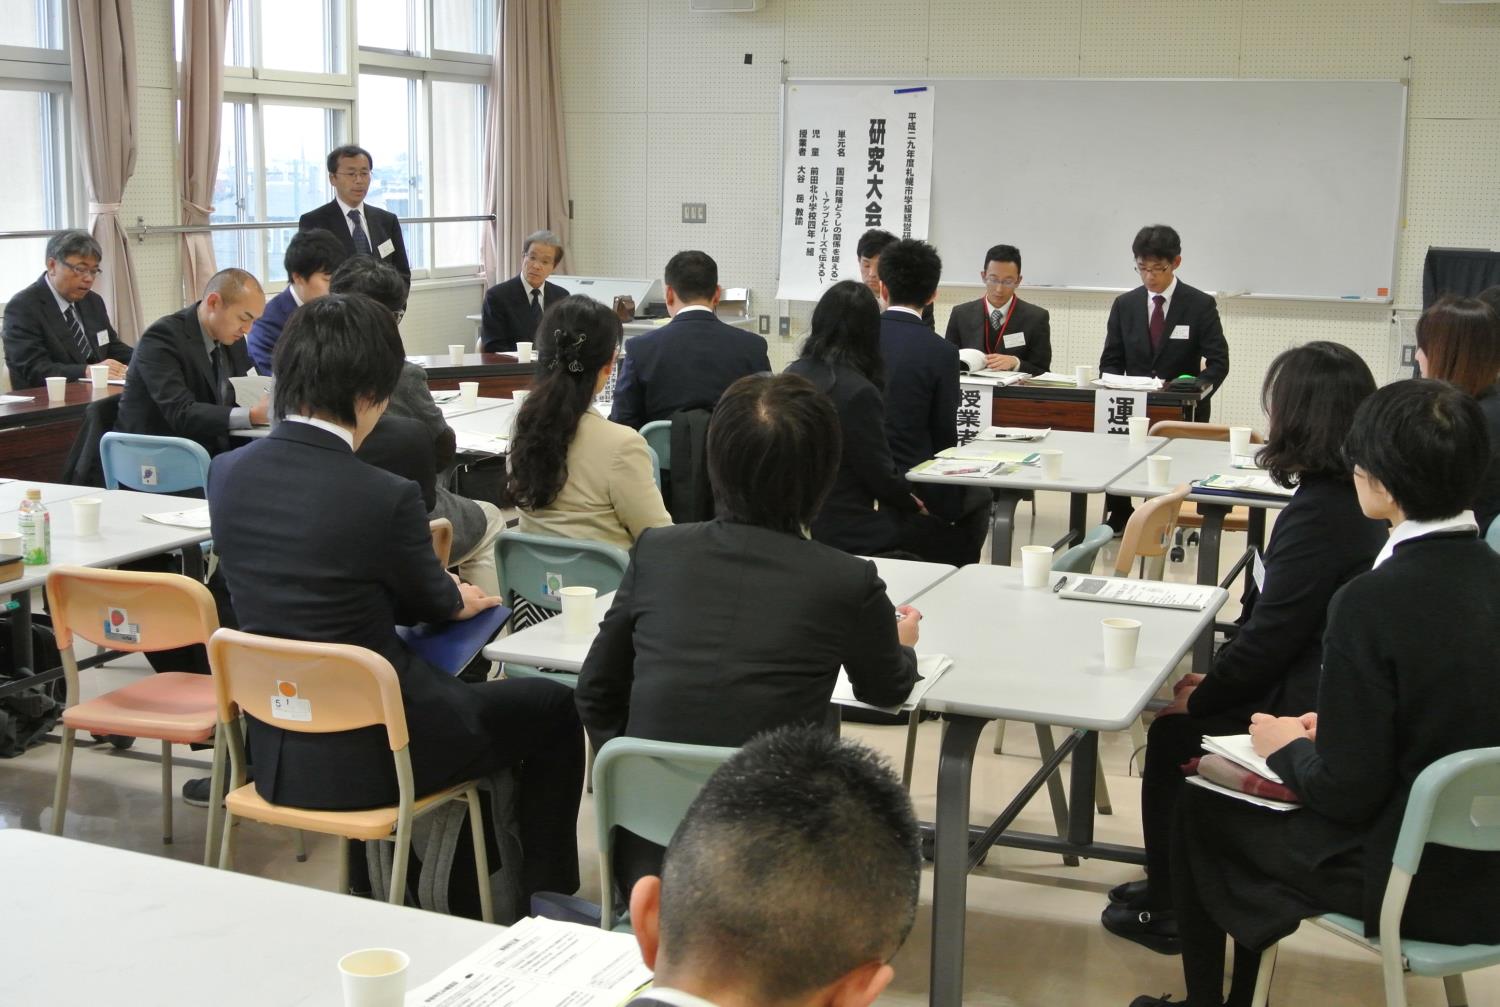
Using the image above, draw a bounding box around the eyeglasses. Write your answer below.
[982,277,1019,289]
[335,169,372,180]
[392,308,406,324]
[1135,262,1173,277]
[60,261,103,279]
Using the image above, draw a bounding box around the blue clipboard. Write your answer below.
[396,605,512,676]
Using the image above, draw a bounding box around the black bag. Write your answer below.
[667,408,714,523]
[0,616,64,757]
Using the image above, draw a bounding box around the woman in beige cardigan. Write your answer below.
[509,295,671,550]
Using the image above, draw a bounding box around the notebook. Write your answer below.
[1055,575,1217,611]
[1194,472,1294,499]
[396,605,511,676]
[833,655,953,715]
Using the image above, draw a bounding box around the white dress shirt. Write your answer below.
[634,988,722,1007]
[336,196,370,241]
[282,415,355,450]
[1147,275,1179,319]
[886,305,923,320]
[1372,511,1478,570]
[673,304,714,316]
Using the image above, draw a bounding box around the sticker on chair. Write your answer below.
[271,681,312,722]
[140,464,158,486]
[545,572,563,596]
[103,607,140,644]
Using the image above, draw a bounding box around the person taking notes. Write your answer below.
[944,243,1052,375]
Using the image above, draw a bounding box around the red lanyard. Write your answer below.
[982,297,1018,355]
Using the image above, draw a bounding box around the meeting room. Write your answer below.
[2,2,1500,1005]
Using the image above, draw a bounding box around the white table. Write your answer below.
[913,564,1226,1007]
[906,430,1168,565]
[230,398,516,442]
[0,830,499,1006]
[0,478,98,510]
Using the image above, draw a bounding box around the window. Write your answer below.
[429,79,485,269]
[356,0,494,58]
[0,0,65,51]
[258,0,346,75]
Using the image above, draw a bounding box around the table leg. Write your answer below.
[1247,506,1267,553]
[1033,724,1079,867]
[930,715,986,1007]
[1068,492,1088,546]
[1067,731,1099,846]
[988,492,1021,567]
[1193,505,1227,673]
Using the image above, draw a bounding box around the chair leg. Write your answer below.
[1094,755,1112,815]
[50,726,77,836]
[160,739,173,845]
[466,788,494,924]
[337,837,351,895]
[1442,973,1467,1007]
[203,731,226,868]
[1249,941,1278,1007]
[585,736,595,796]
[901,713,920,789]
[389,817,413,907]
[293,830,308,863]
[1383,949,1410,1007]
[218,810,236,870]
[992,720,1008,754]
[1128,716,1148,775]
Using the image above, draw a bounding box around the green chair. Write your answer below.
[640,421,671,475]
[592,736,738,931]
[644,445,661,491]
[1052,523,1114,575]
[1485,519,1500,556]
[1250,747,1500,1007]
[494,530,630,688]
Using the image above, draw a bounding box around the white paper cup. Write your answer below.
[1037,449,1063,480]
[1128,416,1150,446]
[45,376,66,403]
[1074,364,1094,387]
[515,341,533,363]
[0,532,22,558]
[511,389,529,408]
[1102,617,1141,671]
[458,381,479,410]
[71,497,101,537]
[1147,454,1172,488]
[338,948,408,1007]
[447,343,466,365]
[559,585,598,639]
[89,364,109,392]
[1020,545,1054,588]
[1229,426,1252,458]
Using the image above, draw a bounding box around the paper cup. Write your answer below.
[458,381,479,410]
[1229,426,1252,458]
[1147,454,1172,488]
[559,585,598,639]
[89,364,109,392]
[45,376,66,403]
[338,948,408,1007]
[1102,617,1141,671]
[511,390,529,408]
[1020,545,1054,588]
[515,341,533,363]
[1074,365,1094,388]
[447,343,466,365]
[71,497,101,537]
[1128,416,1150,446]
[1037,449,1063,480]
[0,532,22,558]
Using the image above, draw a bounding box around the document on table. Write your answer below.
[937,444,1039,464]
[975,426,1051,442]
[961,369,1028,386]
[1184,775,1299,812]
[0,394,33,404]
[455,431,510,456]
[912,458,1009,478]
[405,916,652,1007]
[429,390,461,403]
[1094,374,1164,391]
[1023,371,1081,387]
[1056,575,1217,611]
[1194,472,1294,498]
[833,654,953,714]
[228,375,274,405]
[141,508,212,530]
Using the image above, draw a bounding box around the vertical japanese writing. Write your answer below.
[903,112,917,238]
[865,117,886,228]
[957,387,984,446]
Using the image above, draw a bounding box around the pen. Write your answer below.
[1052,576,1068,593]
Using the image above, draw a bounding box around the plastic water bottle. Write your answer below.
[18,488,50,566]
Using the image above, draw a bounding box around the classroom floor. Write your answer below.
[1,494,1493,1006]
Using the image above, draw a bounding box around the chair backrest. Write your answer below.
[1393,747,1500,875]
[429,518,453,567]
[46,565,219,656]
[1114,485,1189,576]
[1485,518,1500,556]
[207,628,409,751]
[99,432,212,493]
[1147,420,1265,444]
[640,420,671,472]
[496,530,630,612]
[1053,523,1114,574]
[644,445,662,491]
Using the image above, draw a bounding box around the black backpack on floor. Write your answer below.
[0,616,64,757]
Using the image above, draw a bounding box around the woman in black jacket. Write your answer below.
[1418,292,1500,533]
[1104,342,1388,954]
[1130,379,1500,1007]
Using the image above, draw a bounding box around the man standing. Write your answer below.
[944,244,1053,376]
[3,230,133,389]
[857,228,934,327]
[245,227,347,375]
[479,229,568,353]
[609,250,770,430]
[116,268,268,455]
[298,145,411,288]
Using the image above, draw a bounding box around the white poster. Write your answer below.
[1094,390,1148,435]
[775,83,935,303]
[957,379,993,446]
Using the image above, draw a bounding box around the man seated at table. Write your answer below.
[625,726,921,1007]
[479,229,568,353]
[857,228,934,327]
[115,268,268,455]
[944,244,1052,376]
[3,229,133,390]
[609,250,771,429]
[245,227,347,375]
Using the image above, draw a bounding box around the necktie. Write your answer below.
[530,288,542,321]
[348,209,372,256]
[990,308,1003,331]
[64,305,94,363]
[211,345,232,405]
[1149,294,1166,351]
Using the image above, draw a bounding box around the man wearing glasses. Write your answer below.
[298,145,412,288]
[3,230,133,390]
[943,244,1052,375]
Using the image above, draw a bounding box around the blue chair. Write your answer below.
[644,445,661,491]
[592,736,738,930]
[1051,523,1114,575]
[639,421,671,475]
[1251,747,1500,1007]
[494,530,630,688]
[1485,518,1499,556]
[99,432,212,493]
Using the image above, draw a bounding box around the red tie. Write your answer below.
[1149,294,1166,351]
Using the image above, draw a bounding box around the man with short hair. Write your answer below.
[298,145,411,287]
[944,244,1053,375]
[246,227,347,375]
[856,228,934,327]
[480,230,569,353]
[609,250,771,430]
[625,726,922,1007]
[3,229,133,389]
[116,268,268,455]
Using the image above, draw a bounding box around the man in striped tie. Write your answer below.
[3,230,133,390]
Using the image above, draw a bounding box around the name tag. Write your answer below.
[1252,548,1267,592]
[1003,330,1026,349]
[95,330,109,347]
[1170,325,1191,341]
[377,238,395,258]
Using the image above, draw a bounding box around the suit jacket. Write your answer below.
[356,414,437,512]
[244,286,297,376]
[784,358,916,555]
[298,200,410,287]
[878,309,961,517]
[608,310,772,429]
[1099,281,1229,414]
[1474,384,1500,535]
[575,519,919,751]
[479,275,567,353]
[114,304,253,455]
[943,296,1052,376]
[3,274,132,389]
[1187,473,1386,720]
[207,422,491,810]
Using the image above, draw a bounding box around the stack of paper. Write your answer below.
[1185,734,1300,811]
[961,370,1028,386]
[455,431,509,456]
[1194,473,1294,499]
[1056,575,1217,611]
[911,458,1005,479]
[141,508,213,530]
[833,654,953,715]
[1024,371,1082,388]
[0,394,34,404]
[228,375,274,404]
[975,426,1050,442]
[937,444,1038,464]
[1094,374,1164,391]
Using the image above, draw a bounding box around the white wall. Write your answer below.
[557,0,1500,428]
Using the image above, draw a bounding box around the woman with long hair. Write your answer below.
[1415,294,1500,532]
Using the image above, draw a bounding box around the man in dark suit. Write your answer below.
[479,229,568,352]
[3,229,133,389]
[609,250,771,429]
[297,144,411,288]
[944,243,1053,376]
[624,728,921,1007]
[115,268,269,455]
[245,227,347,375]
[857,228,934,328]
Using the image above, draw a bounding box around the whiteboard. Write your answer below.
[788,78,1408,302]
